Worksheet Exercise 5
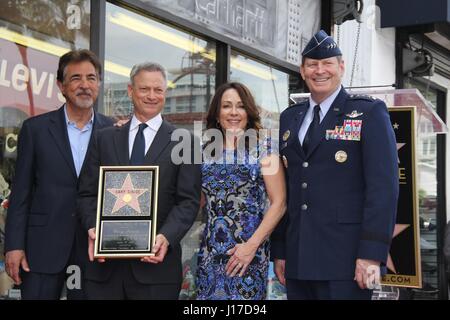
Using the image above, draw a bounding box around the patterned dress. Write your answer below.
[196,149,269,300]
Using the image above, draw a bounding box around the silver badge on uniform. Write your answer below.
[335,150,348,163]
[345,110,363,118]
[282,155,288,168]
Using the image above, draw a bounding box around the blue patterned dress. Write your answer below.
[196,149,269,300]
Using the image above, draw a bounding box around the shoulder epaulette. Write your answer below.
[289,98,308,108]
[348,94,376,102]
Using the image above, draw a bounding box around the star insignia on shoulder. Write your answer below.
[349,94,376,101]
[345,110,364,118]
[297,97,309,103]
[289,98,308,107]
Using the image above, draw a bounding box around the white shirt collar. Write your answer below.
[308,85,342,118]
[130,113,163,132]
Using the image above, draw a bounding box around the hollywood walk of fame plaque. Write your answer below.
[94,166,158,258]
[381,107,421,288]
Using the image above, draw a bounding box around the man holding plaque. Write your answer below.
[4,50,114,299]
[271,30,399,299]
[77,62,201,299]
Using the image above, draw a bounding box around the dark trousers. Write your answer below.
[20,267,85,300]
[20,241,86,300]
[84,262,180,300]
[21,271,65,300]
[286,279,373,300]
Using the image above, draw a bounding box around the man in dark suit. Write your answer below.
[77,62,201,299]
[4,49,114,299]
[272,30,399,299]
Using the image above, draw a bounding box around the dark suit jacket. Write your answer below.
[77,120,201,284]
[4,106,113,274]
[271,87,399,281]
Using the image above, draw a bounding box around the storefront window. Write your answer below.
[405,80,440,299]
[0,0,91,298]
[103,2,216,131]
[230,51,290,130]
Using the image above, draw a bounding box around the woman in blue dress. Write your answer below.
[196,82,286,300]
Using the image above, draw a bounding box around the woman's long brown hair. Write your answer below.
[206,82,263,131]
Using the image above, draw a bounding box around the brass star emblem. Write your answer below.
[107,174,147,214]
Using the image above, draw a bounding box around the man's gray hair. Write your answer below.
[130,62,167,86]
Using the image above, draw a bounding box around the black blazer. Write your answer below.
[4,106,113,273]
[77,120,201,284]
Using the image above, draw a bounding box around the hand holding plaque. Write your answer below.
[140,234,169,264]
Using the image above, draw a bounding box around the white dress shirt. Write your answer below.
[128,113,163,159]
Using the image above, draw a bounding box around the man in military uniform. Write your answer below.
[271,30,399,299]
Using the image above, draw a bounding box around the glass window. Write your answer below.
[103,2,216,133]
[0,0,91,298]
[422,140,429,156]
[230,51,290,130]
[405,79,440,299]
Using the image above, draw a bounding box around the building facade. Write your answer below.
[0,0,449,300]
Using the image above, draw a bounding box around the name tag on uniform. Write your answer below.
[326,119,362,141]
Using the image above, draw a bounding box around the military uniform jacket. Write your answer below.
[271,87,399,280]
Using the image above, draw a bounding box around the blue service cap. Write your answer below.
[302,30,342,60]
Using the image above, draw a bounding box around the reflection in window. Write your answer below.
[405,80,440,299]
[0,0,91,300]
[422,140,429,156]
[0,1,90,50]
[230,52,290,130]
[103,3,216,133]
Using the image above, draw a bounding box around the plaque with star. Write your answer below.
[94,166,159,258]
[381,107,421,288]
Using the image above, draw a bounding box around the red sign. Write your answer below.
[0,38,65,118]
